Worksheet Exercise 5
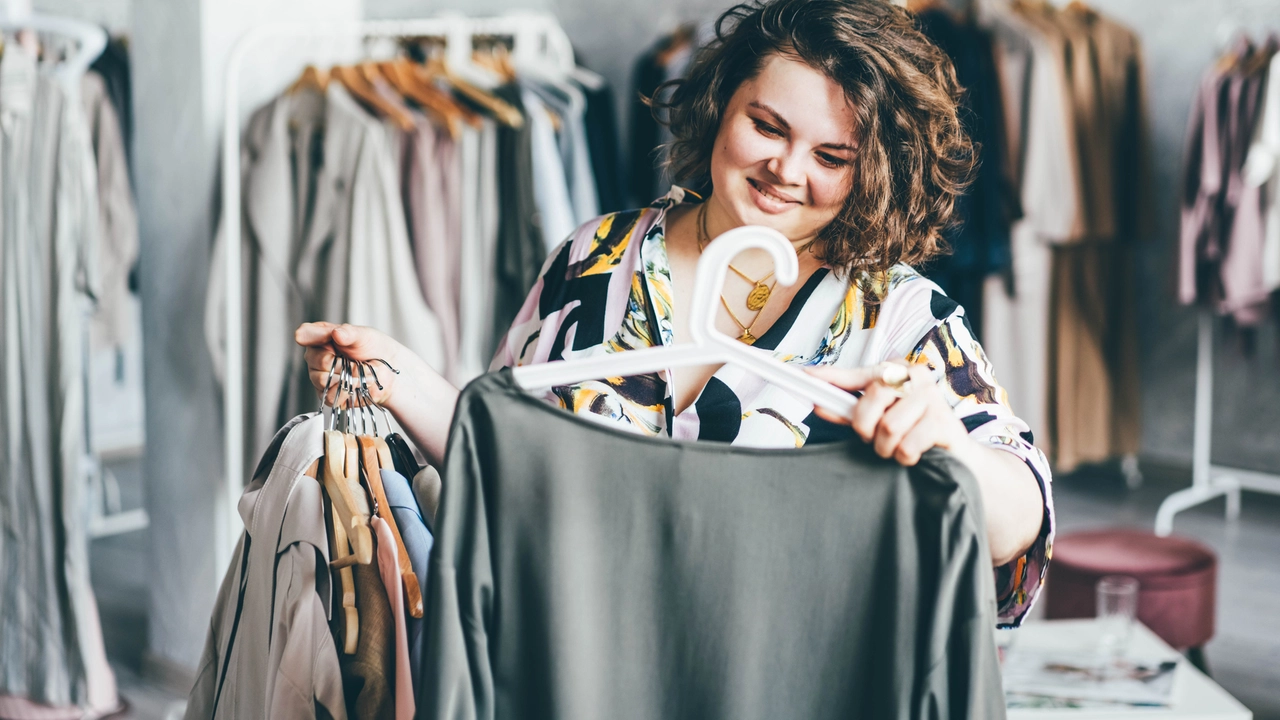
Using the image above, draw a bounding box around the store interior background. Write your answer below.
[24,0,1280,717]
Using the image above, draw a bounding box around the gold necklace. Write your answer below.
[718,288,774,344]
[696,203,776,344]
[698,203,777,311]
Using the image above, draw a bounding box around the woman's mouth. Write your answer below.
[747,178,801,213]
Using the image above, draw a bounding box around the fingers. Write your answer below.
[849,381,898,443]
[806,365,879,393]
[875,393,928,463]
[893,419,937,466]
[295,321,337,347]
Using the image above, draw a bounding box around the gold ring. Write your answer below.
[879,363,912,398]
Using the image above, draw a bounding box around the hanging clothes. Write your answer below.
[381,468,434,712]
[372,516,414,720]
[206,83,445,469]
[422,369,1008,720]
[82,69,139,352]
[981,8,1085,455]
[578,74,627,213]
[0,41,119,715]
[523,86,577,249]
[1217,38,1280,326]
[915,8,1019,341]
[980,2,1147,471]
[489,83,545,360]
[456,118,501,382]
[185,414,348,720]
[1244,50,1280,297]
[88,35,133,186]
[1180,38,1276,323]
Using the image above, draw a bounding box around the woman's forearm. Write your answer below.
[947,438,1045,566]
[383,351,460,466]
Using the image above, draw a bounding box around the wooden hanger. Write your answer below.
[379,58,472,139]
[1240,37,1277,76]
[472,43,517,84]
[330,502,359,653]
[357,435,423,618]
[323,430,374,565]
[333,64,415,131]
[418,56,524,129]
[288,64,330,95]
[306,457,358,653]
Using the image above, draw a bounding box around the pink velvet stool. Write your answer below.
[1044,529,1217,669]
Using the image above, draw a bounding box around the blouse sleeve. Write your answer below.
[901,292,1055,629]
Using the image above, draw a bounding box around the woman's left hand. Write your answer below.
[807,361,970,466]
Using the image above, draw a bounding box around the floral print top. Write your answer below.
[491,187,1054,628]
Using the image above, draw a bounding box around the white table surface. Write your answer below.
[1003,619,1251,720]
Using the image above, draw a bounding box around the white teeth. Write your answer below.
[752,179,793,204]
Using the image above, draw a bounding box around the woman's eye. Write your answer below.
[752,119,783,138]
[817,153,849,169]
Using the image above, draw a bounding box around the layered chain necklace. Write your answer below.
[696,203,791,345]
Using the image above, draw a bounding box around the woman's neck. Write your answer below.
[698,193,819,267]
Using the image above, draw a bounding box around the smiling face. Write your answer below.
[706,53,857,244]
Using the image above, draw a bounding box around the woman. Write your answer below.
[297,0,1052,628]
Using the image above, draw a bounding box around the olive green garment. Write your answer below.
[422,369,1006,720]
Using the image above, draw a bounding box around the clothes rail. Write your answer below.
[0,8,140,541]
[219,13,576,573]
[1154,310,1280,535]
[0,11,107,84]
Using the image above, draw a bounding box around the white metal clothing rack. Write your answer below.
[219,14,576,572]
[0,3,107,86]
[1154,310,1280,535]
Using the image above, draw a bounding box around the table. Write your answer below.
[1003,619,1251,719]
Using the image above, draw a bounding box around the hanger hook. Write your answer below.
[336,358,350,433]
[689,225,799,347]
[357,361,372,436]
[320,351,342,426]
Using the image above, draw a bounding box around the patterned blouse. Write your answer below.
[492,187,1055,628]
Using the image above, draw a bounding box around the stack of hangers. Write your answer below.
[186,356,441,720]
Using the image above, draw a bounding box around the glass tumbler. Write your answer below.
[1096,575,1139,661]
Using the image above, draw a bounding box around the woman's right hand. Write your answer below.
[296,322,407,408]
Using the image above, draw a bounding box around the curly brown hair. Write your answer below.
[651,0,975,277]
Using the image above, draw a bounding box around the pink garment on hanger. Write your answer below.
[372,516,415,720]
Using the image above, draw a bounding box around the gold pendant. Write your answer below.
[738,330,756,344]
[746,283,771,311]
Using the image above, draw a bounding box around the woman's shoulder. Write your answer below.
[847,263,972,359]
[855,263,954,320]
[555,205,667,260]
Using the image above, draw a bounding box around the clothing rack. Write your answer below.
[1153,310,1280,535]
[0,2,107,84]
[0,6,143,540]
[219,13,576,572]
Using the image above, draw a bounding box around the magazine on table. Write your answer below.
[1002,649,1179,709]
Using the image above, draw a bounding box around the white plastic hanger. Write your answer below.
[512,225,859,417]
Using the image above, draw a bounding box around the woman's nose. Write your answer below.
[766,151,804,187]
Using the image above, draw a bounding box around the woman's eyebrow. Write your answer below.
[748,101,854,152]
